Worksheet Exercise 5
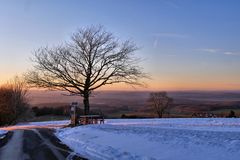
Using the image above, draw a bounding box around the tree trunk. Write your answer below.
[157,112,163,118]
[83,93,90,115]
[156,109,164,118]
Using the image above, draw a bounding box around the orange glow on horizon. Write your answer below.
[97,80,240,91]
[1,77,240,91]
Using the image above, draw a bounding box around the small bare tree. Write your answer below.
[148,92,173,118]
[25,26,146,115]
[9,76,29,118]
[0,76,28,125]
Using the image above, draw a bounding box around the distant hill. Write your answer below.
[28,90,240,118]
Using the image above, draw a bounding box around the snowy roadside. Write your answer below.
[18,120,70,127]
[0,130,8,139]
[0,120,70,131]
[55,118,240,160]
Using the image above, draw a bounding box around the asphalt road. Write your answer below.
[0,128,86,160]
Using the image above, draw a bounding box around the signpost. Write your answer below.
[70,102,79,126]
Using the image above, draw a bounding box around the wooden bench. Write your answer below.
[79,115,104,125]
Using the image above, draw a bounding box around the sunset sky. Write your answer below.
[0,0,240,91]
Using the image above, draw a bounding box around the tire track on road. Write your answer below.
[0,130,29,160]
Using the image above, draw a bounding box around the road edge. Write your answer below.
[0,131,13,148]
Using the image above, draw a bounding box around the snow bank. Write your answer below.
[23,120,70,126]
[0,120,70,131]
[0,130,8,139]
[56,118,240,160]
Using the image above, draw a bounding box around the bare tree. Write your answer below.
[9,76,29,118]
[0,76,28,125]
[148,92,173,118]
[25,26,147,115]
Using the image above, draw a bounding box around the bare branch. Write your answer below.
[25,25,148,114]
[147,92,173,118]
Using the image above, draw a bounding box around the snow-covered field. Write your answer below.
[56,118,240,160]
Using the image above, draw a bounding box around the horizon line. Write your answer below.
[28,89,240,93]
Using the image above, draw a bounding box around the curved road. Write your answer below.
[0,128,86,160]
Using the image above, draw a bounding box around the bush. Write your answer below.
[0,77,28,126]
[32,106,74,117]
[227,110,236,118]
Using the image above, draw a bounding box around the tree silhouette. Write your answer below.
[25,26,147,115]
[148,92,173,118]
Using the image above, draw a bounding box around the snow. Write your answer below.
[18,120,70,126]
[0,129,8,139]
[56,118,240,160]
[0,120,70,131]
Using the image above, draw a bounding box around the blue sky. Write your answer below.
[0,0,240,90]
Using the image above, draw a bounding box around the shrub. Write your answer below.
[0,77,28,126]
[227,110,236,118]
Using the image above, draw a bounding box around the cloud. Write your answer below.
[153,38,159,48]
[223,52,239,56]
[153,32,188,48]
[199,48,220,53]
[199,48,240,56]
